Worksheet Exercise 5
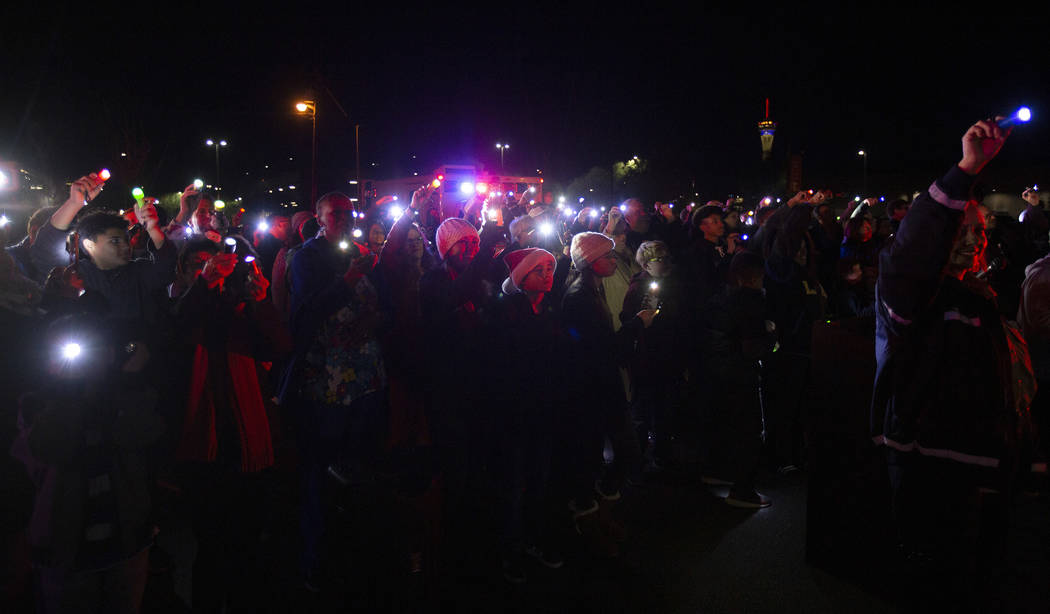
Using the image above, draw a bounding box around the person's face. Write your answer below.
[520,259,555,293]
[624,200,650,233]
[947,204,987,278]
[844,263,863,284]
[445,235,480,271]
[317,196,353,239]
[589,250,619,277]
[192,208,213,233]
[699,214,724,241]
[644,253,672,278]
[83,228,131,270]
[368,223,387,250]
[891,204,909,221]
[403,227,425,262]
[270,217,291,242]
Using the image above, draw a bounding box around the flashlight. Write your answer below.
[558,196,565,203]
[579,197,585,203]
[477,182,489,195]
[352,228,363,238]
[390,205,404,220]
[0,214,8,227]
[98,169,111,181]
[223,236,238,254]
[339,240,349,250]
[507,191,514,197]
[619,204,626,211]
[61,342,82,360]
[243,255,256,263]
[747,210,755,216]
[649,281,659,291]
[257,220,269,232]
[998,106,1032,128]
[529,187,536,194]
[460,181,475,195]
[539,223,553,236]
[589,209,598,218]
[131,187,144,200]
[214,200,225,210]
[742,234,750,241]
[193,179,204,190]
[431,179,442,188]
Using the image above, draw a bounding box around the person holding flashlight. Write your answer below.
[169,235,290,611]
[620,240,691,471]
[284,191,384,589]
[873,118,1033,609]
[12,313,163,614]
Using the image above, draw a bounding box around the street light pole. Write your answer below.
[205,139,228,192]
[858,149,868,195]
[496,143,509,171]
[295,101,318,207]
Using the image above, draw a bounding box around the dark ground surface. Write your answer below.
[139,464,903,614]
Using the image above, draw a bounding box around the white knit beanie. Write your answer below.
[570,232,614,270]
[435,217,479,260]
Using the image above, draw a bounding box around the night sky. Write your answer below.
[3,5,1048,215]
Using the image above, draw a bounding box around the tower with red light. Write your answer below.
[758,98,776,161]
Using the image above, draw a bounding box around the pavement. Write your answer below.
[142,465,902,613]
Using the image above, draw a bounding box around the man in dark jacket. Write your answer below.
[872,117,1032,610]
[31,174,176,330]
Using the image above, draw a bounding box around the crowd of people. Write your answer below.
[0,117,1047,612]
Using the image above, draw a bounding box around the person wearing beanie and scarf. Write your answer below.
[561,232,655,557]
[419,216,505,546]
[488,248,567,581]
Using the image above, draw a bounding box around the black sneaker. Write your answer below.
[524,545,564,569]
[502,555,527,584]
[725,490,772,508]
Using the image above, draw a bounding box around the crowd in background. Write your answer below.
[0,117,1047,613]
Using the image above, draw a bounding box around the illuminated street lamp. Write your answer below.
[495,143,510,171]
[295,100,318,206]
[205,138,228,191]
[857,149,868,194]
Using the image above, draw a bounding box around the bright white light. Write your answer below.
[564,209,574,217]
[392,195,398,201]
[352,229,363,238]
[0,171,7,187]
[185,226,193,236]
[258,220,269,232]
[206,139,214,146]
[558,196,566,203]
[193,179,204,189]
[539,223,553,236]
[1018,107,1032,122]
[529,187,536,193]
[288,185,295,190]
[600,207,606,212]
[339,240,350,250]
[213,200,225,209]
[854,196,861,202]
[224,237,237,247]
[763,197,772,205]
[589,210,598,218]
[62,342,82,360]
[0,214,8,227]
[619,204,627,211]
[578,197,585,203]
[742,234,750,241]
[219,140,227,147]
[460,182,475,195]
[390,205,404,220]
[857,150,865,156]
[650,281,658,291]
